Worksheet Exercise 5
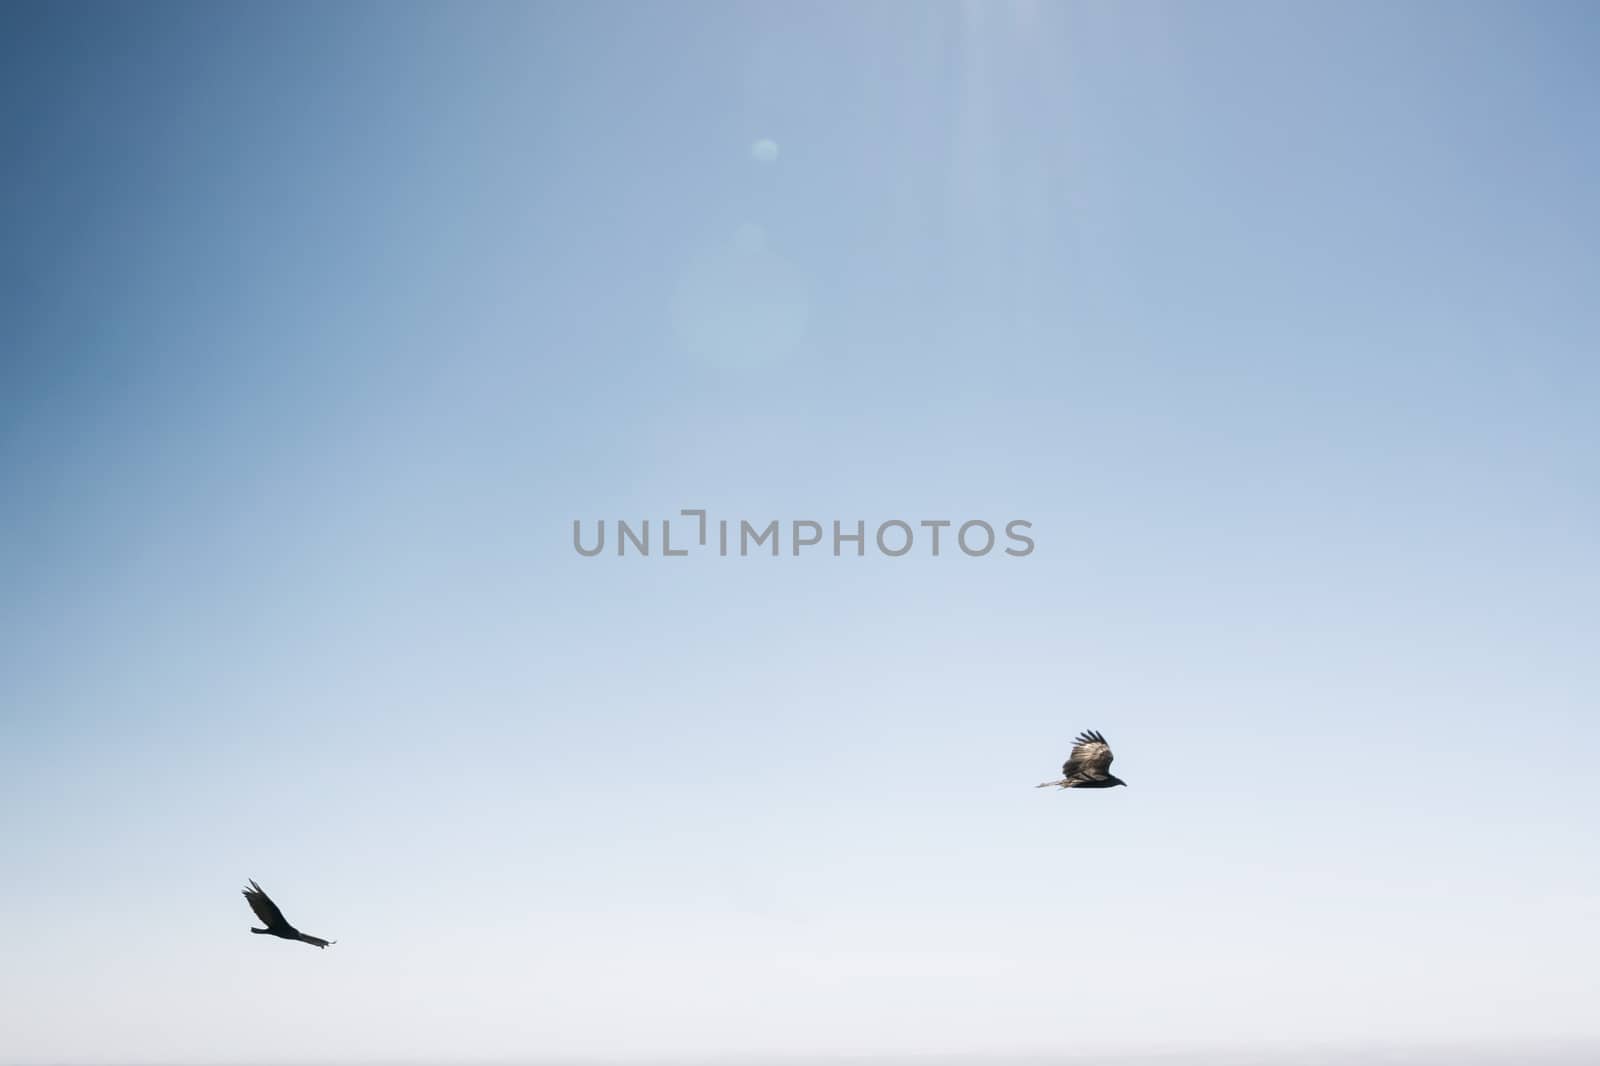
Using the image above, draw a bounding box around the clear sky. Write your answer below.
[2,2,1597,1063]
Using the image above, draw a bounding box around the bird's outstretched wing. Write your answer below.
[1062,730,1114,780]
[243,880,291,932]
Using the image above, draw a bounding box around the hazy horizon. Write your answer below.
[3,1,1596,1063]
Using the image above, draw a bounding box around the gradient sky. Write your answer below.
[2,2,1598,1063]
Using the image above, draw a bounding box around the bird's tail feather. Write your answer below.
[1036,779,1068,789]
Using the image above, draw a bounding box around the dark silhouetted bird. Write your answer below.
[242,880,336,949]
[1036,730,1128,789]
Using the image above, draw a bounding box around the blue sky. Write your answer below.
[2,2,1597,1062]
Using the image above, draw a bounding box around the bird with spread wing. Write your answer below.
[242,880,336,949]
[1037,729,1128,789]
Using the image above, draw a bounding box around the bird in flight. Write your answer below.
[1037,729,1128,789]
[242,880,336,949]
